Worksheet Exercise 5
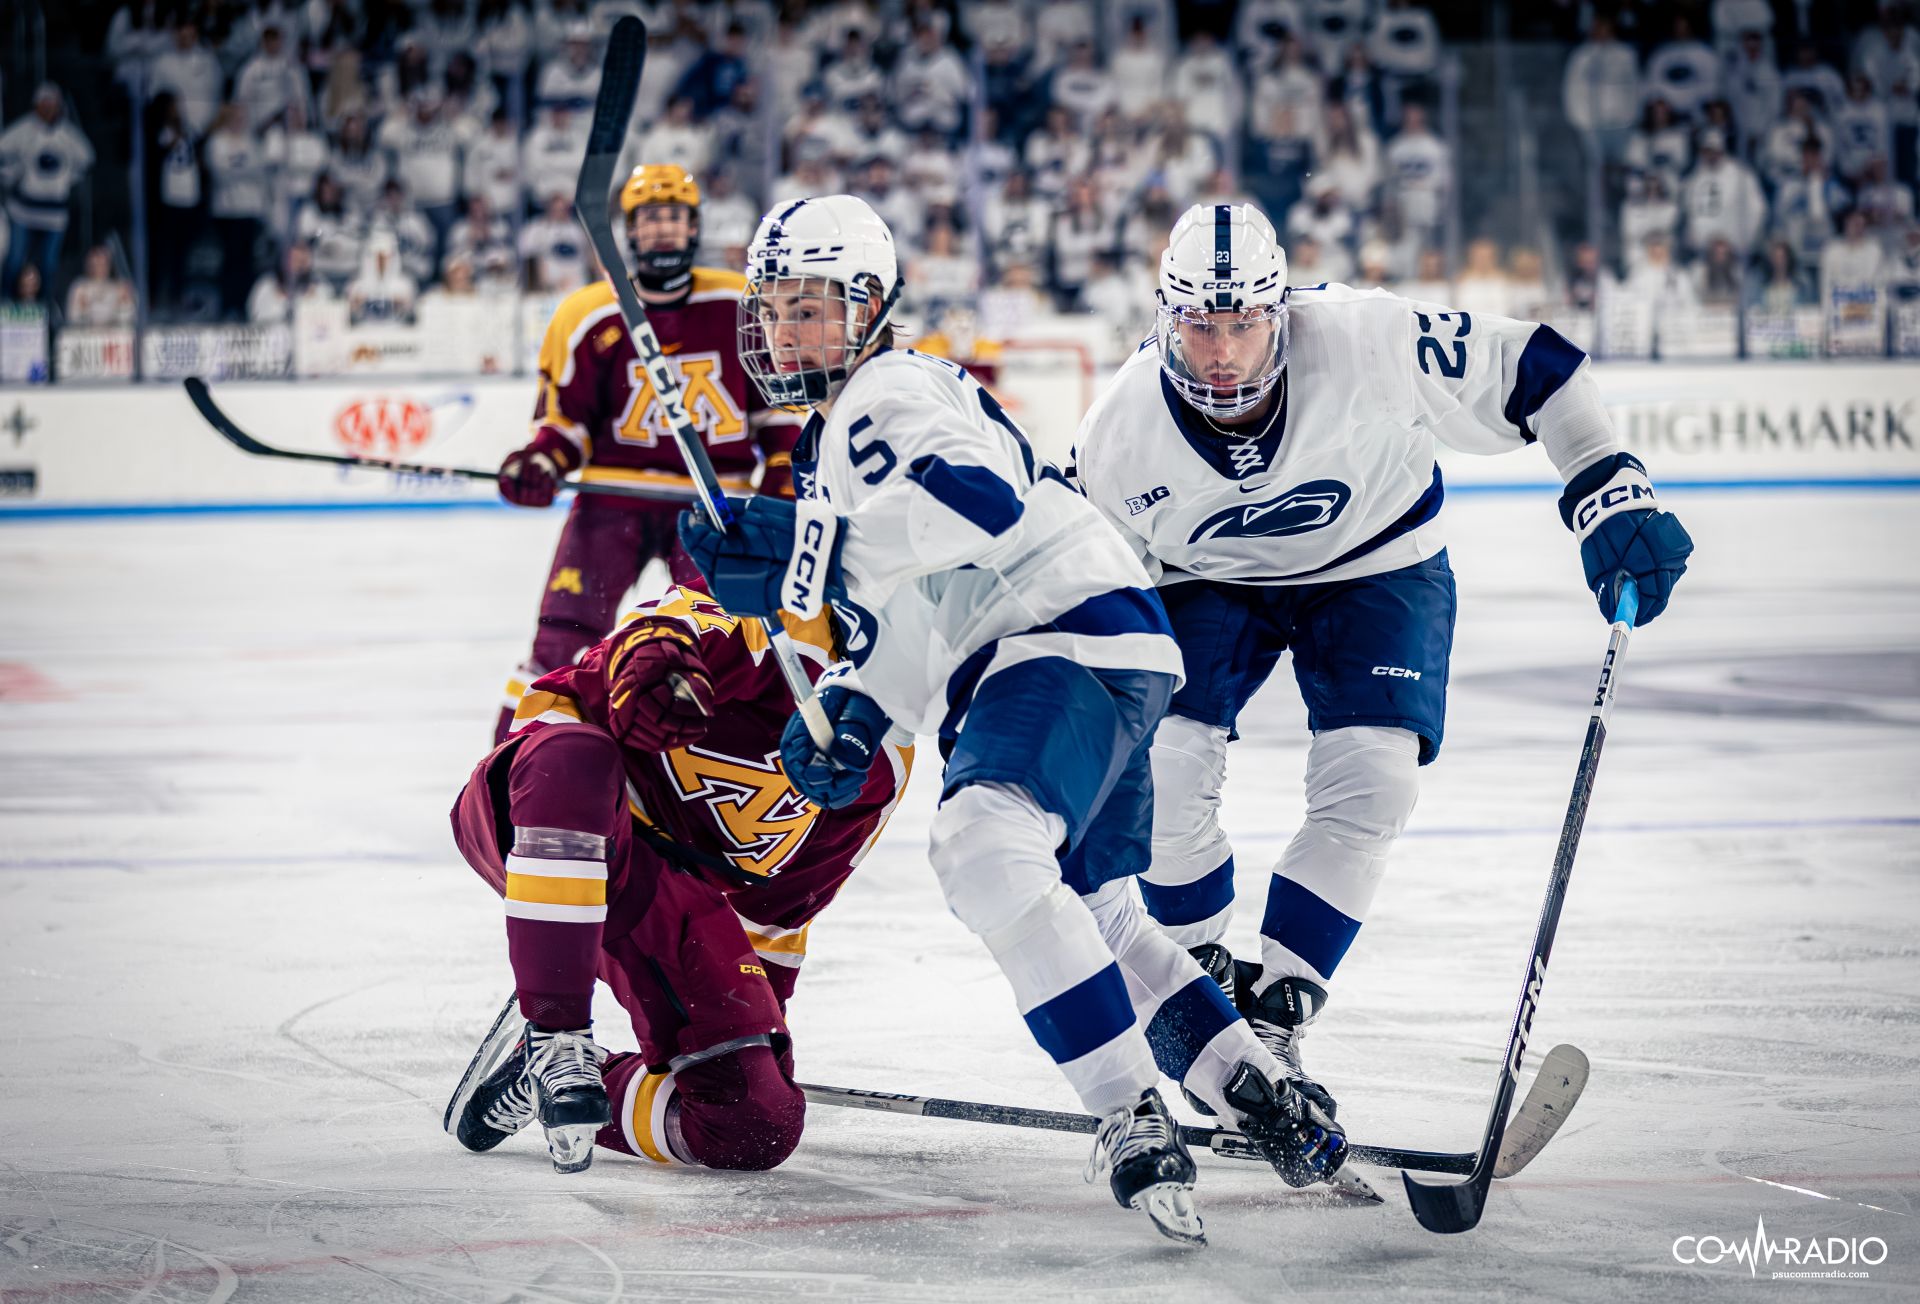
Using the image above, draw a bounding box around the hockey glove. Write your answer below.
[779,685,890,809]
[678,496,845,619]
[603,619,715,752]
[498,432,576,508]
[1558,452,1694,625]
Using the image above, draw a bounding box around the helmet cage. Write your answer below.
[1155,299,1290,421]
[738,273,899,410]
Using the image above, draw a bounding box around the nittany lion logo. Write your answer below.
[1187,479,1352,543]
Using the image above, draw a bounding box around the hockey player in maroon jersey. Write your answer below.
[492,164,804,742]
[446,586,911,1173]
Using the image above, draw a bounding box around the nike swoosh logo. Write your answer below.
[1237,480,1267,492]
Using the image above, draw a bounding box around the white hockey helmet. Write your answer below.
[740,194,902,410]
[1156,203,1291,420]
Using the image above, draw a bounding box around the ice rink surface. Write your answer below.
[2,488,1917,1302]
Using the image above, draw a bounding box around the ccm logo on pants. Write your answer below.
[1372,665,1422,680]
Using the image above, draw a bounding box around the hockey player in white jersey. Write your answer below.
[678,195,1350,1245]
[1071,203,1694,1124]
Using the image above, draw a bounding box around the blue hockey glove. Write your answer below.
[779,685,890,809]
[677,497,799,618]
[1558,452,1694,626]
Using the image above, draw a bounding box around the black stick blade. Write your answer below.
[1402,1170,1491,1233]
[185,376,273,456]
[584,17,646,159]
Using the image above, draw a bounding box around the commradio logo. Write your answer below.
[1672,1216,1886,1280]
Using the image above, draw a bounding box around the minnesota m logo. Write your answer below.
[616,351,747,447]
[664,745,818,878]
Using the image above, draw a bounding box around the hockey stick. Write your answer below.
[571,17,833,749]
[184,376,723,507]
[1402,578,1639,1233]
[800,1047,1587,1178]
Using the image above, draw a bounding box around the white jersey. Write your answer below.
[1071,283,1619,588]
[798,348,1181,736]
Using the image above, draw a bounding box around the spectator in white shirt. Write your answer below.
[637,95,715,177]
[1853,4,1920,99]
[1173,31,1242,145]
[695,168,758,269]
[0,84,94,295]
[1820,207,1888,323]
[347,227,418,325]
[465,107,525,219]
[1287,230,1351,286]
[1385,102,1451,243]
[64,245,134,326]
[983,169,1052,266]
[328,113,389,218]
[107,0,171,97]
[1855,155,1917,240]
[149,20,223,136]
[1368,0,1441,87]
[907,217,980,318]
[522,105,586,209]
[1760,90,1835,192]
[1110,19,1169,114]
[261,97,328,241]
[822,28,884,112]
[1033,0,1098,69]
[891,23,970,139]
[1782,43,1848,119]
[1722,29,1782,153]
[1773,140,1848,262]
[1140,105,1219,208]
[1319,100,1383,213]
[537,26,602,112]
[205,103,274,318]
[1451,237,1514,317]
[474,0,533,86]
[532,0,589,68]
[235,24,306,131]
[1563,13,1642,167]
[248,239,334,323]
[378,91,466,250]
[368,178,438,285]
[1049,175,1118,305]
[1023,106,1080,201]
[1645,15,1721,119]
[296,172,363,290]
[1620,170,1681,266]
[769,153,842,209]
[1681,129,1766,256]
[852,156,925,259]
[901,127,963,211]
[519,192,590,294]
[1833,73,1892,183]
[1624,232,1700,318]
[1048,39,1115,129]
[843,96,908,171]
[1625,97,1693,188]
[1287,173,1357,256]
[446,193,514,274]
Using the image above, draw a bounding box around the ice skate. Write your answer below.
[524,1025,610,1172]
[1246,975,1339,1121]
[444,1000,537,1153]
[1085,1088,1205,1247]
[1220,1059,1349,1189]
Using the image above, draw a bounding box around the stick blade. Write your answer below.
[183,376,269,455]
[1402,1169,1491,1233]
[1494,1043,1589,1179]
[583,17,646,159]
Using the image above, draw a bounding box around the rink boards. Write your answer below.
[0,360,1916,515]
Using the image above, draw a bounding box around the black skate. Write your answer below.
[526,1025,610,1173]
[444,999,536,1153]
[1085,1088,1205,1247]
[1221,1060,1350,1188]
[1246,975,1339,1121]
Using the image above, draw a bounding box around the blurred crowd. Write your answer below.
[1,0,1916,355]
[1563,1,1920,318]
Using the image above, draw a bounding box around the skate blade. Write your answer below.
[546,1123,599,1174]
[1131,1182,1207,1247]
[444,996,523,1138]
[1324,1166,1384,1203]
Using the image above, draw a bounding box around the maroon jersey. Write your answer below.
[529,268,803,497]
[508,587,912,942]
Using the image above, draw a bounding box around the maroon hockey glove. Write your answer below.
[498,432,577,508]
[604,620,715,752]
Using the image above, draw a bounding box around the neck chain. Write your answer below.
[1200,372,1287,441]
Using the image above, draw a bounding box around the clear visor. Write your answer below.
[738,275,872,411]
[1155,300,1290,421]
